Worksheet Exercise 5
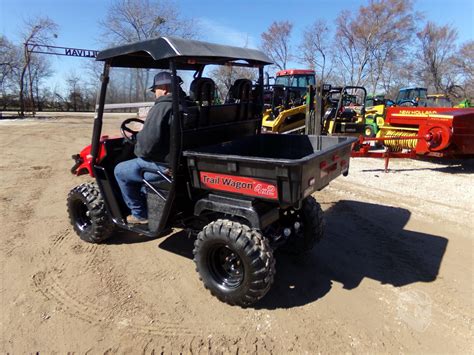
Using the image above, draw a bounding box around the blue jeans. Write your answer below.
[114,158,167,219]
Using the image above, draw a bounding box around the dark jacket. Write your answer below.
[134,94,173,161]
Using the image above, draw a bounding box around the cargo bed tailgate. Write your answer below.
[183,135,356,206]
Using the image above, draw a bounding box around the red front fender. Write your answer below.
[71,137,108,177]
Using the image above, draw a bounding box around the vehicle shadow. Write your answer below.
[105,226,178,245]
[158,200,448,310]
[257,200,447,309]
[105,230,162,244]
[157,230,195,258]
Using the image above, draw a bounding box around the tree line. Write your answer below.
[0,0,195,116]
[262,0,473,101]
[0,0,472,117]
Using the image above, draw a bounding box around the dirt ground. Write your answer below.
[0,114,473,353]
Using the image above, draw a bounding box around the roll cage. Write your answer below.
[92,36,272,164]
[91,36,272,235]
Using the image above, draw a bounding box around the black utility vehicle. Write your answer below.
[67,37,356,306]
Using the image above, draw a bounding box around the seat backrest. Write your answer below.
[189,77,216,105]
[189,77,216,126]
[227,79,252,103]
[226,79,253,121]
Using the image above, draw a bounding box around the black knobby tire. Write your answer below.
[67,182,115,243]
[281,196,325,255]
[193,219,275,307]
[364,125,376,138]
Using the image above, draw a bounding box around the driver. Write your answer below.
[114,71,174,225]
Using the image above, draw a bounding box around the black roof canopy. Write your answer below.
[96,36,273,69]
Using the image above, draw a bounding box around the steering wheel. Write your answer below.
[120,118,144,144]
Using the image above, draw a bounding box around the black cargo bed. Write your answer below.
[184,134,356,206]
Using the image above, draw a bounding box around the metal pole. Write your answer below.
[257,66,264,133]
[305,85,314,135]
[170,60,181,170]
[26,47,36,115]
[315,84,322,135]
[90,63,110,161]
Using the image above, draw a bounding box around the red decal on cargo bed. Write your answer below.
[200,172,278,200]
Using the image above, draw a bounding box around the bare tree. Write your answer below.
[0,36,17,88]
[19,16,58,116]
[298,20,332,83]
[0,36,22,108]
[451,41,474,99]
[333,10,370,87]
[365,0,416,93]
[209,65,257,101]
[29,55,53,111]
[66,71,83,112]
[100,0,197,102]
[380,58,418,98]
[452,41,474,81]
[100,0,195,44]
[333,0,416,93]
[416,22,458,95]
[260,21,293,71]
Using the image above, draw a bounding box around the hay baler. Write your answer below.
[352,107,474,169]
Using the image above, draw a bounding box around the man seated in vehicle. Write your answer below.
[114,71,174,225]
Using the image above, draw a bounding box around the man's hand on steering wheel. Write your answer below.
[120,118,144,144]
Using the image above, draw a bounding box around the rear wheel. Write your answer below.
[364,125,376,138]
[279,196,324,255]
[67,182,115,243]
[193,219,275,307]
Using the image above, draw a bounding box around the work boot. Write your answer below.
[126,215,148,225]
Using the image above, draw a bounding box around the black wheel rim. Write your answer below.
[207,244,244,289]
[281,209,304,238]
[72,200,92,232]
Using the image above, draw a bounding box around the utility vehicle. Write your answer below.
[67,37,356,306]
[320,85,367,136]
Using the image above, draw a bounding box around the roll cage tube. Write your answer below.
[91,63,110,162]
[152,59,181,233]
[257,66,264,133]
[334,86,367,114]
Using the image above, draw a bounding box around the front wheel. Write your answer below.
[193,219,275,307]
[364,125,376,138]
[67,182,115,243]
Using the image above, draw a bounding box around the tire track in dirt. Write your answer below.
[51,229,70,248]
[33,227,202,337]
[1,165,54,258]
[12,144,205,338]
[33,271,104,324]
[32,267,200,336]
